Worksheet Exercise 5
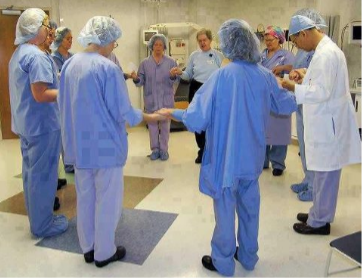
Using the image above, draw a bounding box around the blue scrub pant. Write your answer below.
[264,145,287,170]
[211,180,260,276]
[148,119,170,153]
[307,169,342,228]
[20,130,61,237]
[75,166,123,261]
[296,105,314,188]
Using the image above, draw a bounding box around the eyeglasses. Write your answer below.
[114,41,118,48]
[264,38,277,43]
[290,33,300,46]
[42,23,51,29]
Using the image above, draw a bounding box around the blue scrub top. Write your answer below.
[181,49,224,83]
[52,50,73,72]
[173,60,297,198]
[58,52,143,169]
[9,44,60,137]
[293,49,314,69]
[134,55,179,113]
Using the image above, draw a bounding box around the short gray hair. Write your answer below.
[147,34,167,51]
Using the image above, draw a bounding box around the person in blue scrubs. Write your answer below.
[289,49,315,202]
[58,16,166,267]
[50,26,75,174]
[157,19,297,276]
[38,19,67,207]
[51,27,73,72]
[8,8,68,238]
[260,26,295,176]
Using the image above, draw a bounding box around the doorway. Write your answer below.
[0,10,20,139]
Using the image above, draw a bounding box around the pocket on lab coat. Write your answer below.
[307,115,335,143]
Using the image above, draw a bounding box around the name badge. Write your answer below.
[207,59,215,65]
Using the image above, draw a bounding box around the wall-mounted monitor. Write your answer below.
[143,29,158,45]
[349,22,361,44]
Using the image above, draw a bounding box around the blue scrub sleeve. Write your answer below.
[181,70,216,133]
[269,73,298,115]
[28,54,54,84]
[171,109,185,121]
[181,53,194,81]
[134,61,145,87]
[104,67,143,127]
[284,51,295,67]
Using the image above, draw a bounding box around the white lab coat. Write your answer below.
[295,36,361,171]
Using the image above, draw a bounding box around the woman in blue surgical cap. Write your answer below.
[131,34,179,161]
[8,8,68,238]
[157,19,297,276]
[261,26,295,176]
[58,16,166,268]
[51,27,73,72]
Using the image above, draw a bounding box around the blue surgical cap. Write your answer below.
[78,16,122,47]
[293,8,327,30]
[218,19,261,63]
[49,20,58,29]
[147,34,167,51]
[289,9,328,36]
[51,27,71,51]
[15,8,47,45]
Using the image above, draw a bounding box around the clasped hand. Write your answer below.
[155,108,173,118]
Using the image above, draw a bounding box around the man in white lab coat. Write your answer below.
[282,9,361,235]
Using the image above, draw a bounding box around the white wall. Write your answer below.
[58,0,143,108]
[317,0,361,85]
[1,0,361,108]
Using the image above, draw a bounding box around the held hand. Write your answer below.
[169,68,176,78]
[281,79,296,92]
[272,65,284,76]
[144,112,167,122]
[124,73,132,79]
[170,67,182,76]
[156,108,173,117]
[289,69,305,84]
[130,71,138,81]
[275,76,283,87]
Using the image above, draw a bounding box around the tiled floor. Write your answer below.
[0,126,360,277]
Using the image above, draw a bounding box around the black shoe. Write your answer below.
[297,213,308,223]
[201,255,217,272]
[64,165,75,174]
[195,155,202,164]
[95,246,126,268]
[293,222,330,235]
[272,169,283,176]
[57,178,67,190]
[84,250,94,263]
[234,247,239,261]
[53,197,60,211]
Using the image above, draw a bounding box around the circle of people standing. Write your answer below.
[8,6,360,276]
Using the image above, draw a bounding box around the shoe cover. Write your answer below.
[41,214,69,238]
[150,151,160,160]
[297,190,313,202]
[159,151,169,161]
[290,182,308,193]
